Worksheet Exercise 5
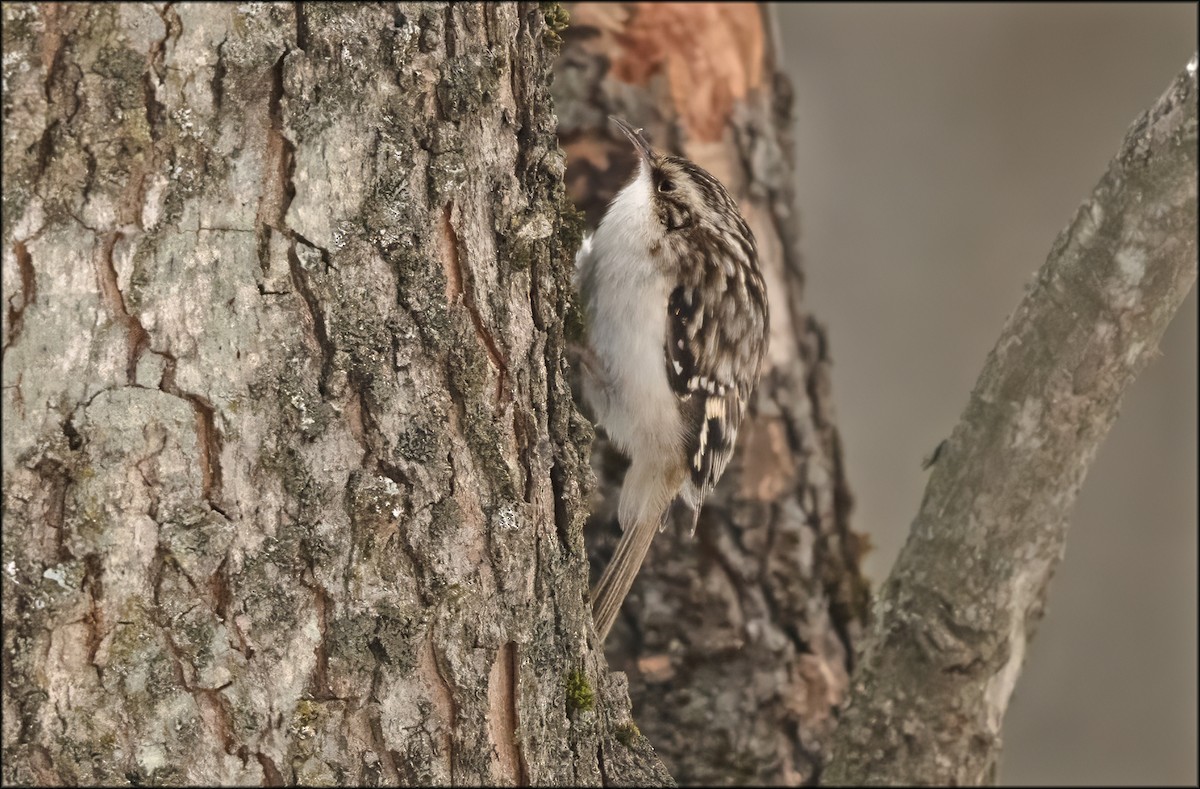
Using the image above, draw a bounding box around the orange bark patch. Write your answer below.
[737,416,797,501]
[485,642,525,784]
[440,204,463,303]
[608,3,765,143]
[636,653,676,683]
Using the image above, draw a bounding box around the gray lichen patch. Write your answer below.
[394,241,454,347]
[436,54,505,121]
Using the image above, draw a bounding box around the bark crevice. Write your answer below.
[3,239,37,358]
[439,203,509,405]
[93,231,149,383]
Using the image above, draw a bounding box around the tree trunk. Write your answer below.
[2,3,669,785]
[553,4,869,785]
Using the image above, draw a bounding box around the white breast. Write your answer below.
[579,169,682,460]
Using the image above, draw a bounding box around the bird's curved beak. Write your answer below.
[609,115,654,163]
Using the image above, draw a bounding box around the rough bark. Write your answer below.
[823,57,1198,786]
[2,3,670,785]
[553,4,869,785]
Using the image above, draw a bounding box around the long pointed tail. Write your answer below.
[591,515,659,641]
[591,459,682,641]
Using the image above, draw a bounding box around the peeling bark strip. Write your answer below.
[2,239,37,357]
[554,3,868,785]
[92,230,150,383]
[486,641,526,784]
[2,3,666,785]
[823,59,1198,787]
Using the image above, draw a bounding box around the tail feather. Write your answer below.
[591,515,659,641]
[591,459,682,641]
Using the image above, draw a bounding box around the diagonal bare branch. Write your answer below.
[823,55,1198,786]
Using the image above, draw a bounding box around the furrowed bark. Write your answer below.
[553,4,869,784]
[823,57,1198,786]
[1,3,668,785]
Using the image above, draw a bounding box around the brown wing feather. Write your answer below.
[665,237,767,515]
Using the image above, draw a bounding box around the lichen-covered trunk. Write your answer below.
[553,4,869,785]
[1,3,668,785]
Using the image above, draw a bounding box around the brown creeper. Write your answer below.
[578,117,769,641]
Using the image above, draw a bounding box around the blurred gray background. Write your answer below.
[773,4,1197,785]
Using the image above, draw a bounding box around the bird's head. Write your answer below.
[610,116,742,237]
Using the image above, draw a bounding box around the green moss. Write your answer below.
[564,669,595,713]
[540,2,570,53]
[614,721,641,747]
[292,698,321,729]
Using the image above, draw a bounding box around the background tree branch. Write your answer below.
[824,56,1198,786]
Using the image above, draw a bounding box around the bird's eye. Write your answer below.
[658,179,675,193]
